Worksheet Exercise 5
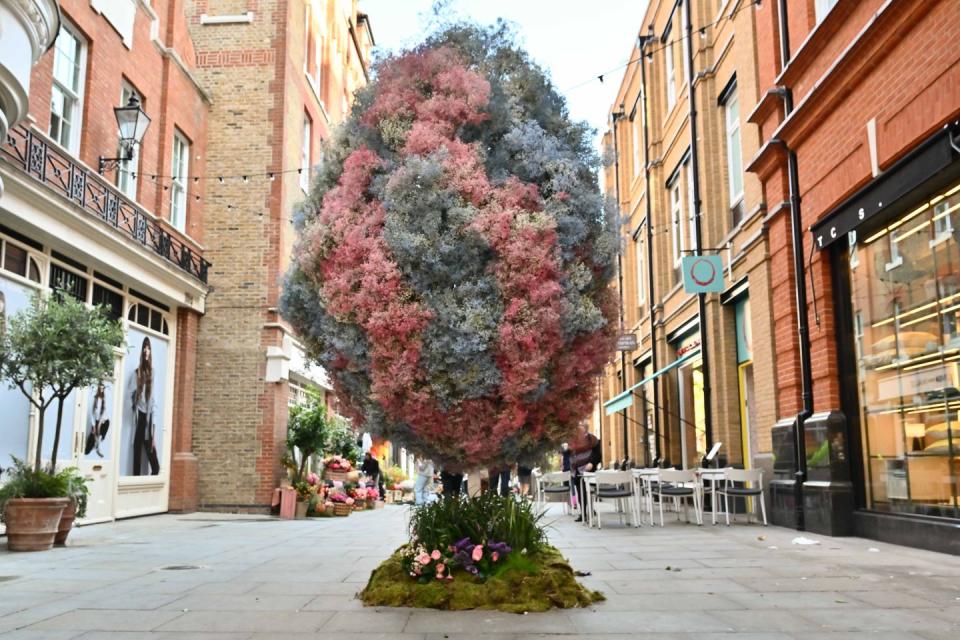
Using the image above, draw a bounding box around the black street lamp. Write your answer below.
[98,95,151,175]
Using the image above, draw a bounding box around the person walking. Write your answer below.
[517,462,533,497]
[487,465,511,497]
[414,457,435,505]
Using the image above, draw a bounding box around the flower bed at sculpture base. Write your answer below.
[359,493,603,613]
[360,544,602,613]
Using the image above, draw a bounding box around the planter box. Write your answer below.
[326,470,349,483]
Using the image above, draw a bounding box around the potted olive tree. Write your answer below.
[0,293,124,550]
[285,390,334,519]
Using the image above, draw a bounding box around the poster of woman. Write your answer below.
[120,329,168,476]
[84,382,112,459]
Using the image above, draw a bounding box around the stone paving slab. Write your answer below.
[0,505,959,638]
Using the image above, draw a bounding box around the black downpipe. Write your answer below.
[639,34,660,466]
[611,111,630,462]
[777,0,812,532]
[684,0,714,453]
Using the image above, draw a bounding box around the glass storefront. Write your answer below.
[850,181,960,518]
[671,332,706,469]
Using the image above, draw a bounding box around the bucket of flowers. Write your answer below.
[350,486,369,511]
[324,456,353,483]
[329,492,354,516]
[367,486,383,508]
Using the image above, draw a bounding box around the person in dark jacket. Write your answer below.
[568,430,603,522]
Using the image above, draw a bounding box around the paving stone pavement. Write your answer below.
[0,504,958,639]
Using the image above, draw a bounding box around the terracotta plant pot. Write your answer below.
[54,499,78,546]
[295,501,309,520]
[4,498,69,552]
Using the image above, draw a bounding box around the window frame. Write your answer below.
[635,230,646,306]
[722,82,744,224]
[686,161,698,254]
[170,130,189,232]
[669,173,684,270]
[664,26,676,111]
[815,0,839,23]
[301,113,312,192]
[49,20,87,154]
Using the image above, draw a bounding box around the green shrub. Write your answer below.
[0,457,70,523]
[409,493,547,554]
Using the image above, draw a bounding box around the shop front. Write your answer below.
[813,127,960,552]
[0,130,208,525]
[668,324,705,470]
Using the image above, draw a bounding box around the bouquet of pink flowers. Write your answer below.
[329,493,355,505]
[325,456,352,472]
[401,544,454,584]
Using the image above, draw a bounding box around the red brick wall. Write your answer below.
[752,0,960,419]
[28,0,209,245]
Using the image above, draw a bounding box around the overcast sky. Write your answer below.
[358,0,650,151]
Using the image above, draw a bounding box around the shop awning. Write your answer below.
[603,349,701,415]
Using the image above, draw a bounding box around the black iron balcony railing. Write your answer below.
[1,125,210,284]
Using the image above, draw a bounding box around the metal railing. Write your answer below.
[1,125,210,284]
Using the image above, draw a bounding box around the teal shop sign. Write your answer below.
[681,255,724,294]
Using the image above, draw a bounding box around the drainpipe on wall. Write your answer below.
[684,0,714,453]
[639,32,660,466]
[775,0,813,532]
[611,110,630,462]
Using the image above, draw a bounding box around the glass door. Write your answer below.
[77,356,122,523]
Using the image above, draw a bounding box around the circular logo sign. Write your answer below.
[688,257,718,287]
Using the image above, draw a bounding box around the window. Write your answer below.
[815,0,839,23]
[723,84,744,224]
[669,174,684,270]
[92,283,123,321]
[631,111,642,177]
[116,82,142,199]
[686,162,698,253]
[301,114,312,191]
[0,240,41,283]
[128,303,169,335]
[49,22,86,153]
[932,200,956,245]
[849,230,859,269]
[664,26,676,111]
[635,233,646,305]
[304,5,323,99]
[680,0,690,85]
[170,131,189,232]
[49,263,88,302]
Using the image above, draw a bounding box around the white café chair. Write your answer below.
[589,470,640,529]
[651,468,702,526]
[717,468,767,526]
[535,470,572,515]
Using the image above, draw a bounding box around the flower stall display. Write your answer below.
[329,492,355,517]
[323,456,353,483]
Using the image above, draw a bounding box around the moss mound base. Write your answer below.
[359,545,604,613]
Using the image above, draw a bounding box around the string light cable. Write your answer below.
[564,0,763,93]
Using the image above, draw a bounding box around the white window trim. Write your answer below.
[724,87,744,209]
[50,20,87,155]
[665,32,676,111]
[170,131,189,232]
[301,115,312,192]
[686,162,698,254]
[635,234,646,305]
[670,176,684,269]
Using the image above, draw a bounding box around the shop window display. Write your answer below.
[851,182,960,517]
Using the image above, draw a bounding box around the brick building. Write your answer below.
[602,0,960,553]
[0,0,210,522]
[185,0,373,512]
[748,0,960,552]
[597,0,776,485]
